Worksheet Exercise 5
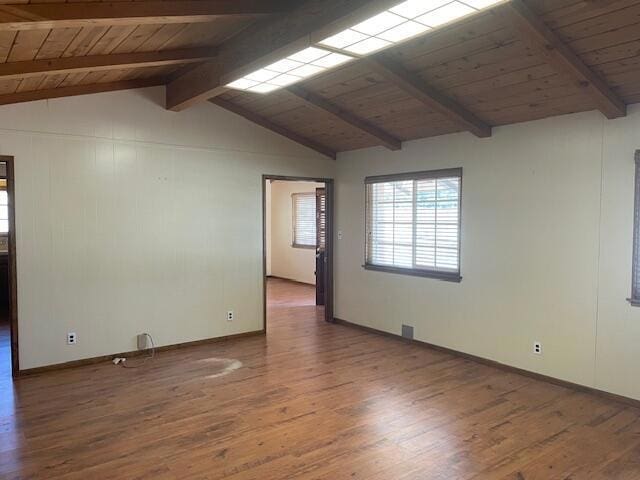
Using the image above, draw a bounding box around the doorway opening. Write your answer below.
[0,155,17,382]
[262,175,333,332]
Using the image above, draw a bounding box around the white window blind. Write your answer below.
[365,169,462,281]
[0,189,8,234]
[317,189,326,252]
[292,193,317,248]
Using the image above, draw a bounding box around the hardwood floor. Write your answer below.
[0,320,9,368]
[0,317,11,400]
[1,278,639,479]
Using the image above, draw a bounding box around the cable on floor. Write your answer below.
[113,333,155,369]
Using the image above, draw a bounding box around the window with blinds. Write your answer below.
[630,151,640,306]
[0,187,7,234]
[365,168,462,282]
[292,192,317,249]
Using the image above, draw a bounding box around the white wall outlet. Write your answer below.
[67,332,77,345]
[337,230,343,240]
[533,341,542,355]
[227,311,234,322]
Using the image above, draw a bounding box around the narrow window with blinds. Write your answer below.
[629,151,640,306]
[365,168,462,282]
[292,192,317,249]
[0,183,7,234]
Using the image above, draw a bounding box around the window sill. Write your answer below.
[292,244,316,250]
[363,264,462,283]
[627,298,640,307]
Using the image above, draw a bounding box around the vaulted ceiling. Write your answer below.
[0,0,638,158]
[0,0,281,104]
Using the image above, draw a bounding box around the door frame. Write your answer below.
[0,155,18,377]
[315,186,326,306]
[262,175,334,330]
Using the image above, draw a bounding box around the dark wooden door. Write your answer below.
[315,187,326,306]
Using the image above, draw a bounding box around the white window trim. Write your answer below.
[292,192,317,249]
[364,168,462,283]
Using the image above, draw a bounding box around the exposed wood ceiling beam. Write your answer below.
[287,85,401,151]
[501,0,626,119]
[0,77,165,106]
[210,97,336,159]
[0,48,215,80]
[166,0,402,111]
[0,1,288,31]
[365,56,492,138]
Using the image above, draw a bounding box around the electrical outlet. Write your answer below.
[227,311,234,322]
[337,230,343,240]
[533,341,542,355]
[67,332,77,345]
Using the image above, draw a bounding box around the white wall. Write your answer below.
[2,86,334,370]
[270,180,323,285]
[335,105,640,401]
[596,109,640,400]
[8,84,640,402]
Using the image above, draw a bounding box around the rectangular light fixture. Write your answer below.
[226,0,506,94]
[227,47,355,94]
[320,0,505,54]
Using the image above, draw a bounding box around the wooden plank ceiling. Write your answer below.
[0,0,639,158]
[0,0,279,103]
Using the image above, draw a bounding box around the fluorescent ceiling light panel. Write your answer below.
[269,74,301,86]
[319,0,503,58]
[226,0,506,94]
[248,83,280,93]
[351,11,406,36]
[416,2,476,27]
[319,29,368,49]
[390,0,450,18]
[288,47,329,63]
[289,64,325,78]
[311,52,354,68]
[245,69,279,82]
[265,58,303,73]
[225,47,355,94]
[226,78,258,90]
[377,21,431,43]
[345,37,392,55]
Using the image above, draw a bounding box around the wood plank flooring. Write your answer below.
[1,278,639,479]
